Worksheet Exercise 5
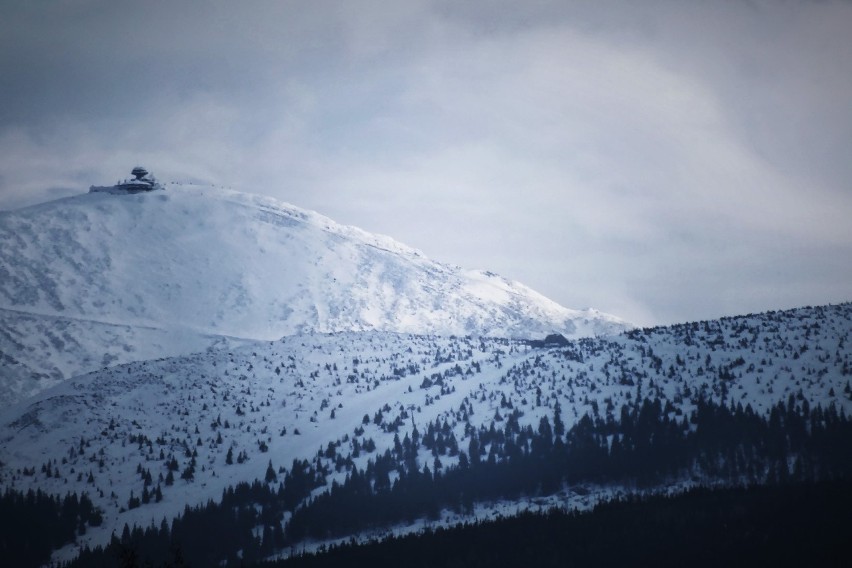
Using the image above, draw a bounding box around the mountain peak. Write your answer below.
[0,182,630,402]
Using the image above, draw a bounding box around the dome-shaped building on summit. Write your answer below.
[90,166,164,194]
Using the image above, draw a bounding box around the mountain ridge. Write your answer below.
[0,183,628,404]
[0,302,849,565]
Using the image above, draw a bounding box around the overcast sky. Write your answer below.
[1,0,851,326]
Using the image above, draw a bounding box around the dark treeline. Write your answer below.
[285,396,851,541]
[0,488,102,568]
[65,459,325,567]
[263,480,852,568]
[68,480,292,568]
[62,396,851,567]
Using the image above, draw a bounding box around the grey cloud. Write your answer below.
[1,0,850,326]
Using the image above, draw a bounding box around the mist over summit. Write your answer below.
[0,179,628,403]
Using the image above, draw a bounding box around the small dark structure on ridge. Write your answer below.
[90,166,163,194]
[529,333,571,348]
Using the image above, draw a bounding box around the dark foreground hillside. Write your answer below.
[57,392,852,567]
[264,480,851,568]
[3,303,849,566]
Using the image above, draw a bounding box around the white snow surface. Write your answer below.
[0,184,628,404]
[0,303,849,564]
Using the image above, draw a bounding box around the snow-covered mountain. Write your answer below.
[0,303,849,564]
[8,179,847,567]
[0,184,628,404]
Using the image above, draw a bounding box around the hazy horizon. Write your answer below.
[2,0,851,326]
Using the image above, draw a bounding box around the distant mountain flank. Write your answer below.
[0,178,629,403]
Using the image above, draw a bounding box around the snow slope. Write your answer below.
[0,184,628,403]
[0,303,848,563]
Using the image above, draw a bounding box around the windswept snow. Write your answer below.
[0,184,628,403]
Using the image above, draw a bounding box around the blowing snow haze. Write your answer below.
[1,1,851,327]
[0,178,628,404]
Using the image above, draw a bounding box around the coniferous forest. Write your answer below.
[267,481,851,568]
[45,395,852,568]
[0,489,101,567]
[1,304,851,567]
